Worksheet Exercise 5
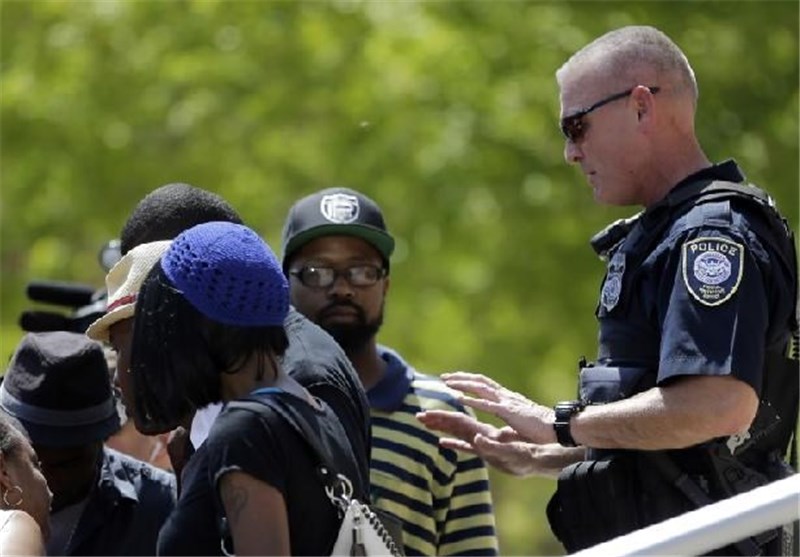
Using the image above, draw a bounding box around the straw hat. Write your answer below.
[85,240,172,342]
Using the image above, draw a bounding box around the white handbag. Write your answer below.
[241,394,404,557]
[326,471,403,557]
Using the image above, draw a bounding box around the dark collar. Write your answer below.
[671,159,745,192]
[640,159,746,227]
[367,346,413,412]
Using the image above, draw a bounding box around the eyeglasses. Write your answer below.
[560,86,660,143]
[290,265,387,288]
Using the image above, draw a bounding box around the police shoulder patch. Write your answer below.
[681,236,744,307]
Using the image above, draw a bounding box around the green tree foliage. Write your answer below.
[1,1,797,554]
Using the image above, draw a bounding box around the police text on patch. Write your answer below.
[681,237,744,307]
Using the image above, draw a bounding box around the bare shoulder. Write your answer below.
[0,510,45,556]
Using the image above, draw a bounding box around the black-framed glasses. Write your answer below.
[290,265,387,288]
[560,86,660,143]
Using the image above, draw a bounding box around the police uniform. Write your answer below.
[548,160,799,555]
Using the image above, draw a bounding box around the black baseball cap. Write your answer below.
[281,187,395,269]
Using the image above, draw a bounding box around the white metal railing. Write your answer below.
[572,473,800,556]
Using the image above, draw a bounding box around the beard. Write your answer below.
[318,301,384,354]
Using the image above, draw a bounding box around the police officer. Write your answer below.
[418,25,798,555]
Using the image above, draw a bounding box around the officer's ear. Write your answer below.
[632,85,657,123]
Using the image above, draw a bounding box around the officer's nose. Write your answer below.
[564,139,582,164]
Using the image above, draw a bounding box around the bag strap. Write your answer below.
[239,394,405,556]
[248,395,334,467]
[238,394,355,507]
[210,393,356,556]
[645,452,770,556]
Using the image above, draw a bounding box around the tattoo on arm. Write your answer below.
[217,472,290,554]
[222,480,249,527]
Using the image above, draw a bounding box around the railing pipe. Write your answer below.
[572,473,800,557]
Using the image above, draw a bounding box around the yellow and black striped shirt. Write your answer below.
[369,347,499,556]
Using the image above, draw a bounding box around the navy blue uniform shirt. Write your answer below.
[592,159,797,460]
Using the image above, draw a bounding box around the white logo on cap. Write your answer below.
[320,193,360,224]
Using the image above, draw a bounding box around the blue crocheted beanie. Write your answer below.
[162,221,289,327]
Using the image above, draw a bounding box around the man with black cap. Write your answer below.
[111,182,371,482]
[0,331,176,556]
[282,187,499,556]
[78,182,374,553]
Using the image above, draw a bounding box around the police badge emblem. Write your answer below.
[682,236,744,306]
[320,193,360,224]
[601,251,625,312]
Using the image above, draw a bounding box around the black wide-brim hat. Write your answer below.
[0,331,121,447]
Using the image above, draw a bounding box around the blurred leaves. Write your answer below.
[1,1,797,554]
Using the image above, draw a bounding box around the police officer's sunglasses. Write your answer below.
[560,86,660,143]
[290,265,387,289]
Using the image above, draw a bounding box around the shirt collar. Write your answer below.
[98,448,139,502]
[641,159,746,229]
[367,346,413,412]
[671,159,745,191]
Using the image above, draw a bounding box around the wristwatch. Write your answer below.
[553,400,586,447]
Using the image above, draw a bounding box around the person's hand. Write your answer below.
[439,371,556,445]
[416,409,535,475]
[417,410,584,477]
[166,426,193,485]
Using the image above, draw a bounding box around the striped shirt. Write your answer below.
[369,346,499,556]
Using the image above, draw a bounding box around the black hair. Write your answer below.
[0,413,27,459]
[130,262,289,431]
[120,183,243,255]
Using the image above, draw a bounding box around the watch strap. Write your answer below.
[553,400,585,447]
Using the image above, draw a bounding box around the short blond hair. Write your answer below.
[556,25,698,105]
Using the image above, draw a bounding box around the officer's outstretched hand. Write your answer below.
[435,371,556,445]
[417,409,580,477]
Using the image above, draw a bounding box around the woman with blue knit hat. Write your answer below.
[129,221,369,555]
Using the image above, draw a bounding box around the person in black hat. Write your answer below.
[282,187,499,556]
[115,183,371,473]
[0,331,176,556]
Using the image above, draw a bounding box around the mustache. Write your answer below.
[318,300,366,321]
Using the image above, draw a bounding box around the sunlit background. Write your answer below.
[2,1,797,553]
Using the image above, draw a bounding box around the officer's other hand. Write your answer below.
[417,410,535,475]
[439,371,556,444]
[416,407,502,451]
[417,410,582,477]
